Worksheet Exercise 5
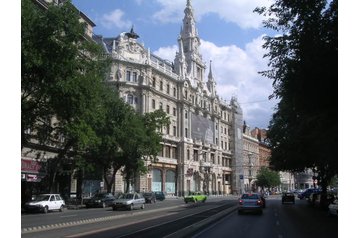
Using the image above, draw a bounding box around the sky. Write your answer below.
[72,0,278,129]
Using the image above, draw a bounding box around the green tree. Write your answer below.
[121,110,170,193]
[22,0,110,192]
[255,167,281,191]
[255,0,337,207]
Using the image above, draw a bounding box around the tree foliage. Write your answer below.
[255,0,337,194]
[255,167,281,189]
[22,0,111,191]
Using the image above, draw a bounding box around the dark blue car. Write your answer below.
[298,188,321,200]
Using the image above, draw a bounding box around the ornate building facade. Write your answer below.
[96,0,244,196]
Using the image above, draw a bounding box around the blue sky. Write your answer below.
[72,0,278,129]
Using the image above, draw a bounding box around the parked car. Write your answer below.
[184,192,207,203]
[154,191,166,201]
[328,198,338,216]
[282,192,295,204]
[298,188,321,200]
[238,193,263,215]
[85,193,116,208]
[24,194,65,213]
[112,192,145,211]
[143,192,156,203]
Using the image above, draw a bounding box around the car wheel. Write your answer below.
[43,206,48,214]
[113,206,117,211]
[59,205,64,212]
[238,210,242,215]
[129,204,134,211]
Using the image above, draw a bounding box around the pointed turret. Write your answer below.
[173,0,205,84]
[207,60,216,96]
[125,25,139,39]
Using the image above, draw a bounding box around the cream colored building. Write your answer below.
[96,0,244,196]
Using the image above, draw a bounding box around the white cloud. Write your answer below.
[101,9,132,30]
[153,0,273,29]
[154,35,278,128]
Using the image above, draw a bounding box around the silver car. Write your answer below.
[238,193,263,215]
[112,192,145,211]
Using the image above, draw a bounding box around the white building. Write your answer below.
[95,0,245,196]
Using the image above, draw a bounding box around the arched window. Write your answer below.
[152,169,162,192]
[165,170,176,194]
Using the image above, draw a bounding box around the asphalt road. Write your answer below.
[21,195,237,238]
[21,195,338,238]
[193,195,338,238]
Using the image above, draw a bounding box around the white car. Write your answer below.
[24,194,65,213]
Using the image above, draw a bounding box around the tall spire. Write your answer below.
[208,60,213,80]
[187,0,191,7]
[207,60,216,95]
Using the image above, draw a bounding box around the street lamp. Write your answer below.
[248,153,253,192]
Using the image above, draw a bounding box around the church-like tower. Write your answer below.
[174,0,206,85]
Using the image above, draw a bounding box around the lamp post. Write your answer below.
[248,152,253,192]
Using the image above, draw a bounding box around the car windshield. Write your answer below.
[33,195,50,201]
[242,194,259,199]
[120,194,134,199]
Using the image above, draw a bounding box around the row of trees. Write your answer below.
[255,0,338,206]
[21,0,169,195]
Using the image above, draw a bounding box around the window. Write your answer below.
[187,149,190,160]
[185,110,188,119]
[159,102,163,110]
[133,72,138,82]
[165,146,170,158]
[160,81,163,91]
[194,150,199,161]
[173,87,177,97]
[152,99,156,109]
[184,90,188,99]
[166,105,170,113]
[152,77,156,87]
[166,84,170,94]
[166,125,170,134]
[173,107,176,116]
[173,126,177,136]
[127,95,134,104]
[126,71,131,81]
[185,128,188,137]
